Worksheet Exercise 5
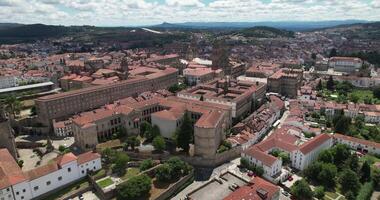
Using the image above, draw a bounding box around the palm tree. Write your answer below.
[4,95,22,118]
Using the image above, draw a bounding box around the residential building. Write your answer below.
[183,68,215,85]
[0,149,101,200]
[0,76,17,89]
[53,119,73,137]
[328,57,362,73]
[333,134,380,154]
[223,177,280,200]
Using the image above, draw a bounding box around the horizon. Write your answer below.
[0,0,379,26]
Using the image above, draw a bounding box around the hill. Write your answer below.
[234,26,295,38]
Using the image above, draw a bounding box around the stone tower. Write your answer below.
[0,107,17,159]
[120,56,129,80]
[211,40,231,75]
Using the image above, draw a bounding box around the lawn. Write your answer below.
[349,89,380,104]
[92,169,106,180]
[326,191,339,199]
[121,167,140,180]
[97,177,114,188]
[359,154,380,166]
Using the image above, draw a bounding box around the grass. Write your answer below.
[44,178,89,200]
[326,191,339,199]
[92,169,106,180]
[97,177,114,188]
[359,154,380,166]
[121,167,140,180]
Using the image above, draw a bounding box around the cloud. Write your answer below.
[0,0,378,26]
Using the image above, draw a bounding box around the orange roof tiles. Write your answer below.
[224,177,280,200]
[334,133,380,149]
[77,151,101,165]
[0,149,27,189]
[299,134,331,154]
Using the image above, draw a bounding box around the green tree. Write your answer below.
[112,153,129,176]
[176,112,193,153]
[372,168,380,187]
[317,79,323,91]
[326,76,335,91]
[329,48,337,57]
[350,93,360,103]
[139,159,154,171]
[126,136,140,150]
[333,144,351,166]
[116,174,151,200]
[339,169,360,195]
[318,149,334,163]
[304,162,323,181]
[334,116,352,135]
[140,121,152,137]
[4,95,22,118]
[279,152,291,165]
[240,157,250,168]
[151,125,161,139]
[373,86,380,99]
[152,136,166,152]
[101,147,115,164]
[291,179,314,200]
[361,161,371,182]
[345,154,359,173]
[319,163,337,188]
[314,186,325,200]
[58,145,66,153]
[345,191,356,200]
[155,163,172,182]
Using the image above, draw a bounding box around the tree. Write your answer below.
[279,152,291,165]
[361,161,371,182]
[319,163,337,188]
[334,116,352,135]
[329,48,337,57]
[139,159,154,171]
[373,86,380,99]
[291,179,314,200]
[339,169,360,195]
[304,162,322,181]
[317,79,323,91]
[4,95,22,118]
[176,112,193,153]
[349,93,360,103]
[318,149,334,163]
[102,148,116,164]
[151,125,161,139]
[345,191,356,200]
[345,154,359,173]
[314,186,325,200]
[372,168,380,187]
[152,136,166,152]
[58,145,66,153]
[240,157,250,168]
[116,127,127,139]
[126,136,140,150]
[140,121,152,137]
[326,76,335,91]
[155,163,172,182]
[116,174,151,200]
[112,153,129,176]
[30,106,37,116]
[333,144,351,166]
[17,160,24,168]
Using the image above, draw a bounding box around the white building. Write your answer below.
[0,76,17,89]
[151,110,183,139]
[53,119,73,137]
[328,57,362,73]
[333,133,380,154]
[0,149,101,200]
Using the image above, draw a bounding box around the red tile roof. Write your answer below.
[0,149,27,189]
[299,134,331,154]
[77,151,101,165]
[244,147,278,167]
[334,133,380,149]
[224,177,280,200]
[56,153,78,166]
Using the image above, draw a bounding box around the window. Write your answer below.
[58,176,62,181]
[22,189,25,193]
[46,181,51,186]
[16,192,19,195]
[21,197,24,200]
[68,167,71,172]
[6,188,9,192]
[34,186,38,191]
[82,170,84,174]
[93,166,96,170]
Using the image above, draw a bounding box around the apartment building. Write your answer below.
[0,76,17,89]
[333,133,380,154]
[267,68,303,98]
[242,127,332,181]
[35,67,178,127]
[0,149,101,200]
[52,119,73,137]
[328,57,362,73]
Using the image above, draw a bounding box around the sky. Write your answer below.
[0,0,379,26]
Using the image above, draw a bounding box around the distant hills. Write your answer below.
[151,20,369,31]
[234,26,295,38]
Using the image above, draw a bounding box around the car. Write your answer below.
[78,194,84,200]
[247,171,255,177]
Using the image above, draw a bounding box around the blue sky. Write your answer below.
[0,0,379,26]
